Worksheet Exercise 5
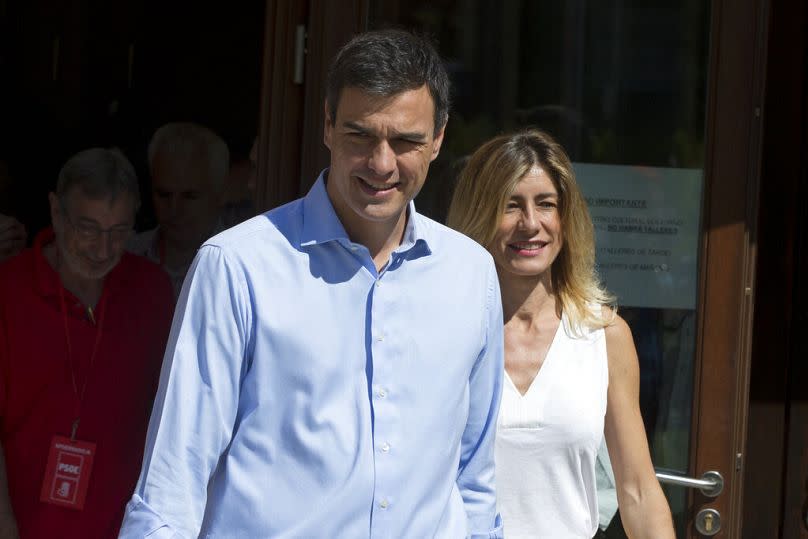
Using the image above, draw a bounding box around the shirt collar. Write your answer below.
[300,169,433,259]
[300,170,350,247]
[396,204,431,259]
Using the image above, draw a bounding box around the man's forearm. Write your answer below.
[0,444,19,539]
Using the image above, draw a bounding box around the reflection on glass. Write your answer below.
[370,2,710,536]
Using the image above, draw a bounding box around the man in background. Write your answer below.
[0,148,173,538]
[128,122,229,297]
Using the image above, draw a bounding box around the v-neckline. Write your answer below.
[504,314,565,399]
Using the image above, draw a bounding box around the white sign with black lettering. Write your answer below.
[573,163,702,310]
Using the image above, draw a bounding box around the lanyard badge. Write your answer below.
[40,281,107,510]
[39,436,96,510]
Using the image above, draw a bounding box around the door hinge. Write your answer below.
[735,452,743,471]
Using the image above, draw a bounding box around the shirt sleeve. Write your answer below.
[119,245,251,538]
[457,260,505,539]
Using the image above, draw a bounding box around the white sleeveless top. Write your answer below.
[495,314,608,538]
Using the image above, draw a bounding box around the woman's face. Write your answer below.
[489,166,563,280]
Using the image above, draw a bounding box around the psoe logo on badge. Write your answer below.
[57,461,81,476]
[50,451,83,503]
[53,478,76,502]
[56,452,83,478]
[49,474,79,503]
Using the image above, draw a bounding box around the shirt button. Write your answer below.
[377,388,387,398]
[379,499,389,509]
[376,334,384,342]
[381,442,390,453]
[375,280,381,287]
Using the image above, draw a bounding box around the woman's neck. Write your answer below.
[499,271,558,329]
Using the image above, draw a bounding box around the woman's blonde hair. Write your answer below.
[446,129,614,333]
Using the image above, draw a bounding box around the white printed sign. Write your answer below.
[573,163,702,310]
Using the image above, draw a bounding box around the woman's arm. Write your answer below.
[603,313,675,539]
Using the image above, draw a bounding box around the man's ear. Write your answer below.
[430,121,447,162]
[323,100,334,150]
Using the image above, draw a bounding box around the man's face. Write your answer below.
[151,151,223,248]
[49,190,135,281]
[323,85,445,235]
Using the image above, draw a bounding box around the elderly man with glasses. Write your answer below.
[0,148,174,538]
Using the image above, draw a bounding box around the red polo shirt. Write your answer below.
[0,229,174,538]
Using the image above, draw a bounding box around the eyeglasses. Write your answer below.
[61,211,134,244]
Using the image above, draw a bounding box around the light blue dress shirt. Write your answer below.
[119,172,504,538]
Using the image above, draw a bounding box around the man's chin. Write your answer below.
[77,258,119,280]
[356,200,410,223]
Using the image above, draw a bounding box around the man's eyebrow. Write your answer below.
[342,121,371,134]
[341,121,428,142]
[393,131,428,142]
[76,217,102,226]
[77,216,134,229]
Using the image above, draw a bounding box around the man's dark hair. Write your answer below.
[326,29,450,136]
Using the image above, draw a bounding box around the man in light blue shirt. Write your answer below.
[119,29,504,538]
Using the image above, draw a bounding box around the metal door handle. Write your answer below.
[655,469,724,497]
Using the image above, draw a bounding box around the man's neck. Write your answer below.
[44,243,104,309]
[322,173,411,272]
[343,211,408,273]
[161,237,199,272]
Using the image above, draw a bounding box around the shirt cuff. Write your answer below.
[468,513,504,539]
[118,495,183,539]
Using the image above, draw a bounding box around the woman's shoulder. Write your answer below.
[601,307,630,337]
[566,302,617,337]
[600,308,638,371]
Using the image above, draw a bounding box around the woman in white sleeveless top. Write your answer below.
[447,130,674,538]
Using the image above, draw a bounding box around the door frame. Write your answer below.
[689,0,768,535]
[743,0,808,536]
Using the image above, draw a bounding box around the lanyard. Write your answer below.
[57,283,107,441]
